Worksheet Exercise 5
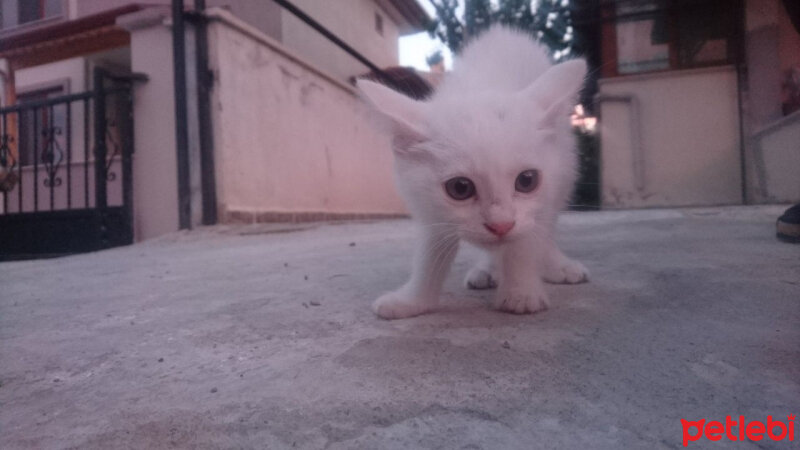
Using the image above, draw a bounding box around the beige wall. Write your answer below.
[206,9,406,222]
[71,0,281,41]
[745,0,800,78]
[71,0,402,85]
[280,0,401,83]
[777,2,800,76]
[745,0,788,128]
[72,0,168,18]
[121,9,180,240]
[73,0,401,85]
[14,58,85,93]
[206,0,282,40]
[598,67,742,208]
[752,112,800,203]
[742,0,800,202]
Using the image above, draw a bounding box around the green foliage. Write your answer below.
[426,50,445,67]
[428,0,573,58]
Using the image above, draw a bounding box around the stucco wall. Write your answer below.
[122,11,180,240]
[73,0,168,18]
[280,0,400,83]
[753,112,800,203]
[739,0,800,203]
[72,0,402,85]
[206,0,282,41]
[14,58,85,93]
[598,67,742,208]
[206,10,406,222]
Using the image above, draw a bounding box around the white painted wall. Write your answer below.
[206,9,406,222]
[598,66,743,208]
[15,58,85,93]
[121,9,180,240]
[280,0,401,83]
[74,0,169,18]
[742,0,800,203]
[753,112,800,203]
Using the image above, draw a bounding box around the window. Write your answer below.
[17,85,67,167]
[610,0,739,76]
[375,12,383,36]
[1,0,63,30]
[615,2,670,74]
[672,1,735,68]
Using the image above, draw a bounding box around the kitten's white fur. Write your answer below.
[358,26,589,319]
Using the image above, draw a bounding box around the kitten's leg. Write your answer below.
[464,250,498,290]
[542,241,589,284]
[493,239,549,314]
[373,228,459,320]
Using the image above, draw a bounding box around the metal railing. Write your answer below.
[271,0,408,93]
[0,74,130,215]
[0,68,135,258]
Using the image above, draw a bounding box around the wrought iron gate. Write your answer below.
[0,69,135,260]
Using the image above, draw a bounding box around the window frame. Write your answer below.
[600,0,743,78]
[0,0,66,34]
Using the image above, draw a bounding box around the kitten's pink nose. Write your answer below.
[484,221,515,237]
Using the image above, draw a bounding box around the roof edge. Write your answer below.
[0,4,144,54]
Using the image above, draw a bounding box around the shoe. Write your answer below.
[776,203,800,244]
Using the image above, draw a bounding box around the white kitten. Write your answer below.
[358,26,589,320]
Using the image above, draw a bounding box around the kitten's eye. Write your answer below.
[444,177,476,201]
[515,169,540,193]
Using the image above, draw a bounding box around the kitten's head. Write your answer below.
[358,59,586,248]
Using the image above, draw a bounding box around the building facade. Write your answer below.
[0,0,427,258]
[584,0,800,208]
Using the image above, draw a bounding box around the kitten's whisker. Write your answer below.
[425,231,458,289]
[428,239,453,271]
[420,223,461,278]
[432,237,458,280]
[419,222,461,229]
[429,231,458,267]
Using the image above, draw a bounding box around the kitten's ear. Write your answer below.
[522,59,587,129]
[356,79,429,154]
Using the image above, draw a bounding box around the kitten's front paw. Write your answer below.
[372,291,433,320]
[544,258,589,284]
[493,288,550,315]
[464,266,498,290]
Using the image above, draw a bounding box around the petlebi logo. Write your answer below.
[681,414,796,447]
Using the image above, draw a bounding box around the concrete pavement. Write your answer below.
[1,205,798,449]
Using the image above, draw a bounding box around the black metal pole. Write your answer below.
[93,68,107,210]
[93,68,109,247]
[172,0,191,229]
[273,0,381,73]
[122,81,135,242]
[272,0,402,92]
[194,0,217,226]
[735,0,748,204]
